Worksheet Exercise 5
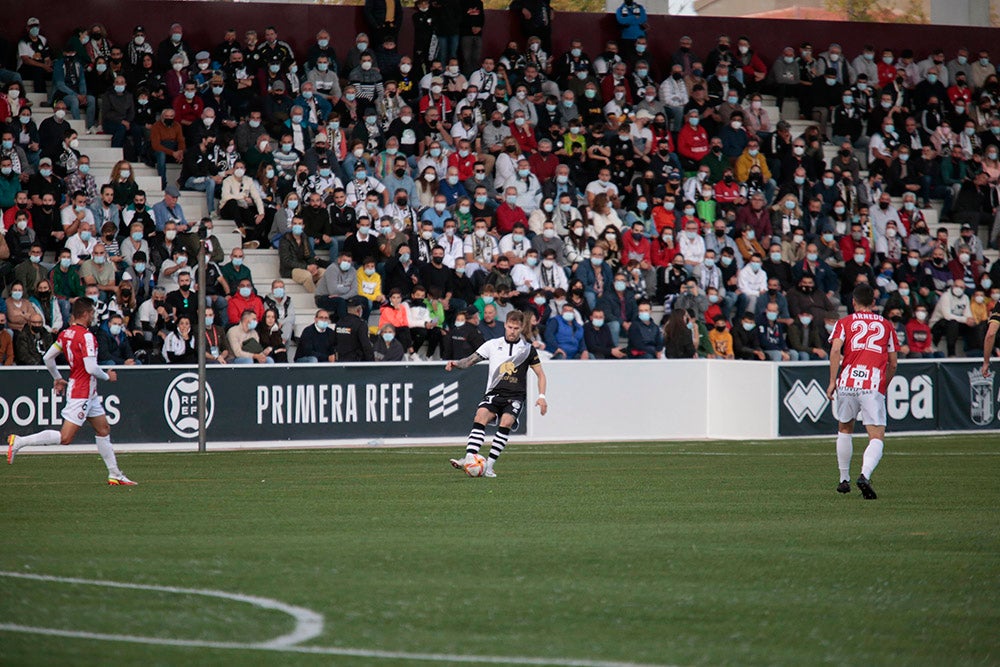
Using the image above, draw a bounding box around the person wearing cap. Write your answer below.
[27,158,66,210]
[263,80,293,134]
[127,26,154,69]
[51,45,96,132]
[190,51,214,94]
[17,18,53,94]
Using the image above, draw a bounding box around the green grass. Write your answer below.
[1,437,999,666]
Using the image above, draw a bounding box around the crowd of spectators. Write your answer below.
[1,8,1000,367]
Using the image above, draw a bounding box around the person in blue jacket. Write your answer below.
[545,302,588,359]
[615,0,647,58]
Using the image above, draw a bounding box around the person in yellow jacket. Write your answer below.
[357,257,385,333]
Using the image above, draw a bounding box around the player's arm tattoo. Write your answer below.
[453,353,484,370]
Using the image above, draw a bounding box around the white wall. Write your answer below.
[705,360,776,439]
[525,359,774,442]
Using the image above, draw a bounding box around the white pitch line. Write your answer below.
[0,573,673,667]
[0,571,323,648]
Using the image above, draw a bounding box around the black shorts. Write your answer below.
[477,393,525,431]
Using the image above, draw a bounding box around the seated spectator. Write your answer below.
[15,312,52,366]
[162,314,198,364]
[227,309,275,364]
[707,314,735,359]
[787,310,827,360]
[441,307,485,360]
[627,299,662,358]
[545,302,588,359]
[227,278,265,324]
[373,324,405,362]
[478,302,505,340]
[279,218,327,293]
[0,313,12,366]
[584,308,626,359]
[295,310,336,363]
[757,301,791,361]
[662,309,696,359]
[929,281,976,356]
[203,308,232,365]
[259,308,289,363]
[906,305,941,358]
[97,314,138,366]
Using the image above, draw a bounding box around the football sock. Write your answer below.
[96,435,121,477]
[488,426,511,461]
[14,430,61,448]
[861,439,884,479]
[836,432,853,482]
[465,422,486,457]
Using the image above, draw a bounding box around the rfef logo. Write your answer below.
[163,373,215,438]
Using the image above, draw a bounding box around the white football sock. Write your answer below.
[14,430,61,449]
[836,432,853,482]
[861,439,884,479]
[95,435,121,477]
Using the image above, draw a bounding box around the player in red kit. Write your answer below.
[826,283,897,499]
[7,299,136,486]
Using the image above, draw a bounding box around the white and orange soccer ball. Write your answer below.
[464,454,486,477]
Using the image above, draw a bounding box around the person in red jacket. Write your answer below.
[495,186,528,235]
[651,226,679,268]
[839,221,872,264]
[509,111,538,154]
[621,221,652,264]
[172,82,205,137]
[226,278,265,324]
[734,36,768,92]
[676,109,709,170]
[734,193,773,241]
[905,305,940,358]
[528,139,560,182]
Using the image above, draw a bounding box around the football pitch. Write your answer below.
[1,437,998,667]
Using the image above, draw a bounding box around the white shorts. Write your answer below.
[62,396,106,427]
[834,390,886,427]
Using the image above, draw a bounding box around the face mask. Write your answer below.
[793,146,805,157]
[750,262,761,273]
[683,208,695,217]
[79,230,92,242]
[229,255,243,268]
[745,230,756,241]
[784,200,797,210]
[234,168,246,178]
[951,286,966,297]
[559,310,576,323]
[763,311,778,322]
[634,311,650,323]
[400,252,411,263]
[689,117,699,127]
[506,196,518,205]
[822,177,834,187]
[291,223,305,236]
[720,256,733,267]
[237,286,253,298]
[821,233,834,243]
[854,254,866,264]
[590,256,604,266]
[769,252,782,263]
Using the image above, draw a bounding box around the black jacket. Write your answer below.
[335,313,374,361]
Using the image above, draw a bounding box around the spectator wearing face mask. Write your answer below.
[905,305,940,358]
[929,281,976,356]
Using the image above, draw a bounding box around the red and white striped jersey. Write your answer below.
[829,311,897,395]
[56,325,99,400]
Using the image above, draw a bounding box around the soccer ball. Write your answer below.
[464,454,486,477]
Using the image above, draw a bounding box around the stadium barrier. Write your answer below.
[2,359,994,449]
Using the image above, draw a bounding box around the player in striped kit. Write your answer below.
[7,299,137,486]
[445,310,548,477]
[826,284,897,499]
